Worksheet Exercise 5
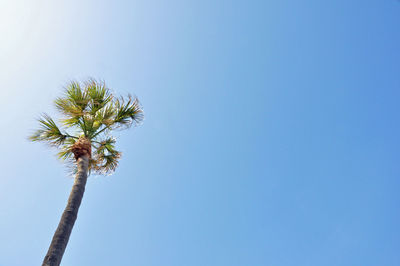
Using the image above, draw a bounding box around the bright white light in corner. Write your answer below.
[0,1,38,61]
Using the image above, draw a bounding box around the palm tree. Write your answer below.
[29,79,144,266]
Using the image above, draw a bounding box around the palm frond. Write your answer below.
[113,95,144,128]
[54,81,90,134]
[61,115,82,127]
[57,138,76,160]
[64,81,90,112]
[92,137,121,174]
[83,114,101,138]
[86,79,113,115]
[97,104,115,126]
[88,106,115,139]
[101,152,121,174]
[29,114,68,146]
[54,97,83,118]
[95,137,116,154]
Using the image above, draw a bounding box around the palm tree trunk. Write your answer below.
[42,154,89,266]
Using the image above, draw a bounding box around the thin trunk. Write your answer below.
[42,154,89,266]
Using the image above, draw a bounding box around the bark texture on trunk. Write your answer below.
[42,154,89,266]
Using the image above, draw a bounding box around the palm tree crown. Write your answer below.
[30,79,144,175]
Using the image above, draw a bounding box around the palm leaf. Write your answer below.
[96,104,115,126]
[29,114,67,146]
[86,79,113,115]
[54,97,83,118]
[92,137,121,174]
[113,95,144,128]
[65,81,90,111]
[57,138,76,160]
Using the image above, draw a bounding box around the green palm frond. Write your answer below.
[84,116,105,139]
[64,81,90,112]
[98,137,116,148]
[29,114,67,146]
[95,137,118,158]
[114,95,144,128]
[96,104,115,126]
[92,137,121,174]
[86,79,113,114]
[57,138,76,161]
[101,152,121,174]
[57,149,74,161]
[62,115,83,128]
[55,81,89,131]
[54,97,83,118]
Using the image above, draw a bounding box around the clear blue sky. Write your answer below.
[0,0,399,265]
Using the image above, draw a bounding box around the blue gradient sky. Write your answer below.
[1,0,400,265]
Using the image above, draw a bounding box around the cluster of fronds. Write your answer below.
[29,79,144,175]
